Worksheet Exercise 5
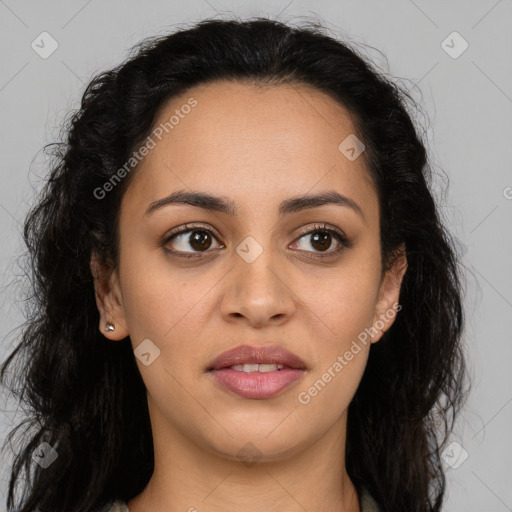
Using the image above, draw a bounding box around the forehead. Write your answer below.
[123,80,378,221]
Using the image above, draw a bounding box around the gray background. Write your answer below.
[0,1,511,510]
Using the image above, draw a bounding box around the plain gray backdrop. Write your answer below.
[0,1,511,511]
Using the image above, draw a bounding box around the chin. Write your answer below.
[201,425,312,463]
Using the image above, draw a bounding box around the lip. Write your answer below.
[208,344,307,371]
[207,344,306,400]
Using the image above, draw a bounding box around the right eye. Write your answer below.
[162,224,225,258]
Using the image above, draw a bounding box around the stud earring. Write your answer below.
[105,322,116,332]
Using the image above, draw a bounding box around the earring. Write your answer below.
[105,322,116,332]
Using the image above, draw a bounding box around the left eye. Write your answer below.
[290,224,352,256]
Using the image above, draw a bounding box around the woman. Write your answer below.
[0,17,468,512]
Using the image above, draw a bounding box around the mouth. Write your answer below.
[207,344,306,399]
[207,344,307,371]
[220,363,290,372]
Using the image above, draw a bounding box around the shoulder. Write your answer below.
[97,500,129,512]
[359,485,383,512]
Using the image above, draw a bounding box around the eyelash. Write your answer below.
[161,223,353,260]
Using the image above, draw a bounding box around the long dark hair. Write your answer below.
[1,16,468,512]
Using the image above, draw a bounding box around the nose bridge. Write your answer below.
[235,233,283,297]
[221,233,295,325]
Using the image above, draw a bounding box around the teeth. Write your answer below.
[258,364,278,373]
[229,363,285,372]
[243,363,259,373]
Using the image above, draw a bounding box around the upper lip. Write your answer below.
[208,344,307,371]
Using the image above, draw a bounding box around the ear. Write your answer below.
[90,252,129,341]
[370,244,407,344]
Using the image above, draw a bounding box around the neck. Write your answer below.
[128,400,360,512]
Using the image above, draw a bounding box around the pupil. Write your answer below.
[190,230,212,251]
[311,231,331,251]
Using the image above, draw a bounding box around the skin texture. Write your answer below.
[92,81,407,512]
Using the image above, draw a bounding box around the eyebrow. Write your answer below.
[145,189,365,220]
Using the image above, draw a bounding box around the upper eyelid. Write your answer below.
[164,223,222,241]
[163,223,349,246]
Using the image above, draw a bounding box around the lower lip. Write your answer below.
[210,368,305,399]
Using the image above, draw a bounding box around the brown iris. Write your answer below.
[310,231,332,252]
[188,230,213,251]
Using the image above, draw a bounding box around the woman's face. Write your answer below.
[96,80,405,462]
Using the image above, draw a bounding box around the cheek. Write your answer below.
[119,267,212,411]
[294,273,378,421]
[118,254,224,380]
[298,261,381,345]
[119,247,214,335]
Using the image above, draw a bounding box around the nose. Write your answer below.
[220,244,296,328]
